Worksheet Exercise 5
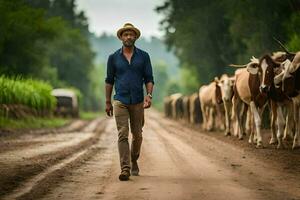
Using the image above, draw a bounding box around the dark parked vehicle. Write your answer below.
[51,89,79,118]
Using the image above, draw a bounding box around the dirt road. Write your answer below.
[1,110,299,200]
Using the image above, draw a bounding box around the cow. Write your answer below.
[217,74,235,136]
[199,78,223,131]
[249,54,295,149]
[271,51,295,63]
[164,96,173,118]
[274,51,300,149]
[189,93,202,124]
[170,93,184,120]
[182,95,190,122]
[230,58,269,148]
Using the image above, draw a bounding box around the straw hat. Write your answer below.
[117,23,141,39]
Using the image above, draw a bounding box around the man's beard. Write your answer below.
[123,39,135,47]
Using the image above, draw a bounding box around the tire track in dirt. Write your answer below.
[148,111,300,200]
[3,110,300,200]
[37,119,118,200]
[96,112,258,200]
[0,117,107,198]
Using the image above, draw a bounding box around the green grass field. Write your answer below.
[0,111,104,130]
[0,116,70,130]
[79,111,104,120]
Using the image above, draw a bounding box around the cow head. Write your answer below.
[214,77,223,104]
[272,51,295,63]
[217,74,234,102]
[274,52,300,96]
[246,56,260,75]
[258,55,281,94]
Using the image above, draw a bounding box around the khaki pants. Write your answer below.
[113,100,144,172]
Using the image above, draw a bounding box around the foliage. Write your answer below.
[179,67,200,95]
[156,0,300,85]
[0,0,61,76]
[0,0,98,111]
[286,12,300,51]
[0,76,56,112]
[79,111,104,120]
[0,116,70,129]
[152,61,169,109]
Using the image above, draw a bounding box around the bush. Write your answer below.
[0,76,56,118]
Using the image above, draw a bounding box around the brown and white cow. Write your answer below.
[250,54,294,149]
[230,58,269,148]
[199,78,223,131]
[271,51,295,63]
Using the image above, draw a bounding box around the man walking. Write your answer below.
[105,23,154,181]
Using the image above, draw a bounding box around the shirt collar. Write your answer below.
[119,46,139,55]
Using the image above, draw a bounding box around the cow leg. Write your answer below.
[236,103,246,140]
[214,106,220,130]
[201,104,207,130]
[269,100,278,145]
[219,105,225,131]
[248,109,256,144]
[236,101,244,139]
[283,100,294,141]
[223,100,231,136]
[234,118,240,137]
[250,101,263,148]
[276,105,285,149]
[241,104,248,137]
[232,96,239,137]
[292,98,300,150]
[231,111,239,138]
[245,107,251,135]
[207,107,215,131]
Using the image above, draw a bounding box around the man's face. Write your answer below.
[121,30,137,47]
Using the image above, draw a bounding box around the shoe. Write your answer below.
[131,161,139,176]
[119,170,130,181]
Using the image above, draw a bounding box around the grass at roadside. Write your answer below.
[0,116,71,130]
[79,111,104,120]
[0,111,104,131]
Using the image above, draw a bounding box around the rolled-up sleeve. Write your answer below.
[143,53,154,84]
[105,55,115,85]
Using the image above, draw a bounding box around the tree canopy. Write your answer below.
[0,0,97,110]
[156,0,300,84]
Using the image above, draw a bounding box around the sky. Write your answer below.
[76,0,165,39]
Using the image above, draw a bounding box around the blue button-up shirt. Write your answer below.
[105,46,154,105]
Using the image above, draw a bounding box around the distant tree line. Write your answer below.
[0,0,98,110]
[156,0,300,85]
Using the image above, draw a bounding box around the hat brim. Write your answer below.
[117,27,140,39]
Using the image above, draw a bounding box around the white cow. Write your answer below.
[217,74,235,136]
[199,78,223,131]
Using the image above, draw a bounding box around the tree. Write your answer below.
[156,0,300,85]
[0,0,98,110]
[0,0,61,76]
[152,61,169,109]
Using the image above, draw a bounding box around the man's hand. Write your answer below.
[105,101,113,116]
[143,95,152,109]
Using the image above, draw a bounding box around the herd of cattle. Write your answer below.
[164,50,300,150]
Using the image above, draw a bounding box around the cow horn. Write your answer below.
[250,56,259,63]
[273,37,296,56]
[228,64,247,68]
